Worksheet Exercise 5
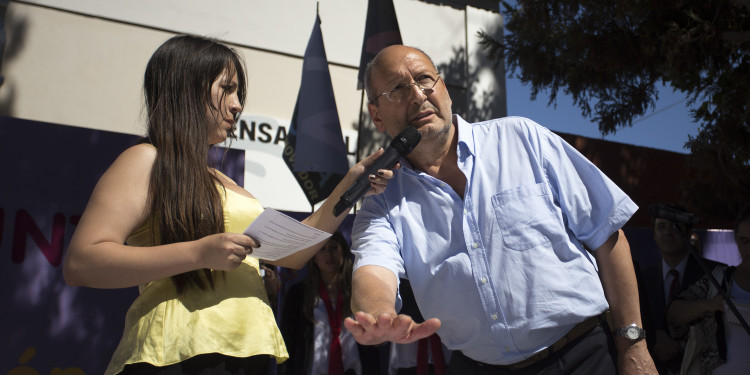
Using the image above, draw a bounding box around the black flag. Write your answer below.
[357,0,403,90]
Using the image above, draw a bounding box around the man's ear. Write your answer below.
[367,103,386,133]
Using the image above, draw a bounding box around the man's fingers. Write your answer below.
[346,312,440,346]
[344,317,363,336]
[345,313,387,346]
[392,315,413,337]
[412,318,441,339]
[376,312,396,327]
[357,311,380,329]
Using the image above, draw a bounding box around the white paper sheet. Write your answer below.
[243,208,332,261]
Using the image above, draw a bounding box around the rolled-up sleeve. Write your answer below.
[351,194,406,280]
[539,126,638,250]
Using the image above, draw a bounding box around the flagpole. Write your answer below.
[353,88,367,215]
[316,1,320,215]
[356,89,365,164]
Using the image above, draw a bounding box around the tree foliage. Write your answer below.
[479,0,750,224]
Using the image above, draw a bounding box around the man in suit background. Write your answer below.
[640,203,725,374]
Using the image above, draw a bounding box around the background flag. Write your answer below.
[357,0,403,90]
[283,13,349,207]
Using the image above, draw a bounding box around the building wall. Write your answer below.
[1,0,506,211]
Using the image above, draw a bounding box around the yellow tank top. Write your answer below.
[105,177,288,375]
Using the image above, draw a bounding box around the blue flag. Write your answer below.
[357,0,403,90]
[283,14,349,206]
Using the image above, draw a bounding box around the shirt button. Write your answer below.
[491,314,498,320]
[463,208,468,215]
[472,243,479,249]
[481,277,487,284]
[505,346,510,352]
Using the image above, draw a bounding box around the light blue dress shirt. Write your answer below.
[351,115,638,365]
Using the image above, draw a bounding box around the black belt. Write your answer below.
[468,314,603,371]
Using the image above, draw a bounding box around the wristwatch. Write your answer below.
[614,323,646,342]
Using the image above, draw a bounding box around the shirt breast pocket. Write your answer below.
[492,183,559,251]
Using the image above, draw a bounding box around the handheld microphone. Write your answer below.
[333,126,421,216]
[649,204,700,224]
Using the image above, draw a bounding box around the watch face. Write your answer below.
[625,326,639,340]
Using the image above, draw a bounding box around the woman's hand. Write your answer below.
[195,233,259,271]
[356,148,399,197]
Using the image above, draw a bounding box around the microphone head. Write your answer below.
[390,126,421,156]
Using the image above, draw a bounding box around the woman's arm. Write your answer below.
[269,149,394,269]
[63,144,256,288]
[666,295,724,326]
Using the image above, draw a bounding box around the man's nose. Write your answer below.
[408,84,428,105]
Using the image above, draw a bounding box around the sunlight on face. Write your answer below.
[369,47,452,141]
[207,69,241,145]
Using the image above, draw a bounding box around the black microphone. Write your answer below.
[649,204,700,224]
[333,126,421,216]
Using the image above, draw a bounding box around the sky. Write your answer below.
[495,0,702,156]
[504,72,701,155]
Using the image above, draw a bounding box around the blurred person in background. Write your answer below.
[280,231,381,375]
[640,203,725,374]
[667,204,750,374]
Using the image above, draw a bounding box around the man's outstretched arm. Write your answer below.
[345,264,440,345]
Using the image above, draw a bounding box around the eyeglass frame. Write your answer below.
[370,72,441,104]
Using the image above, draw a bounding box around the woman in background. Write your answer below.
[63,35,392,375]
[280,231,381,375]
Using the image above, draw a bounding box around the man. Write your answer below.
[343,45,656,374]
[640,203,724,374]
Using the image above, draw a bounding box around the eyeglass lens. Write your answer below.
[384,73,440,102]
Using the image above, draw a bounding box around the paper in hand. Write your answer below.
[243,208,332,261]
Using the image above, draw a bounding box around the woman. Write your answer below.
[63,35,392,375]
[280,231,380,375]
[666,204,750,374]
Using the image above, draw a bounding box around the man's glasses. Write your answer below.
[372,72,441,103]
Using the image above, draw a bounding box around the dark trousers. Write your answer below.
[119,353,271,375]
[446,326,616,375]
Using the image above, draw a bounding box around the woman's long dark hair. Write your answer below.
[302,231,353,323]
[143,35,247,294]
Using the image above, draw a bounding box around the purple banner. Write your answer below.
[0,117,244,374]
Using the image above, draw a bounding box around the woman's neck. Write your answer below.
[320,271,338,290]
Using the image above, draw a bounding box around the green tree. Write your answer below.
[479,0,750,224]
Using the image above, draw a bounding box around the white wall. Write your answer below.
[1,0,505,211]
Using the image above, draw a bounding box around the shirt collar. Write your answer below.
[454,114,475,159]
[662,255,689,281]
[398,114,473,174]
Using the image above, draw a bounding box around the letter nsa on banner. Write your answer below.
[219,114,358,212]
